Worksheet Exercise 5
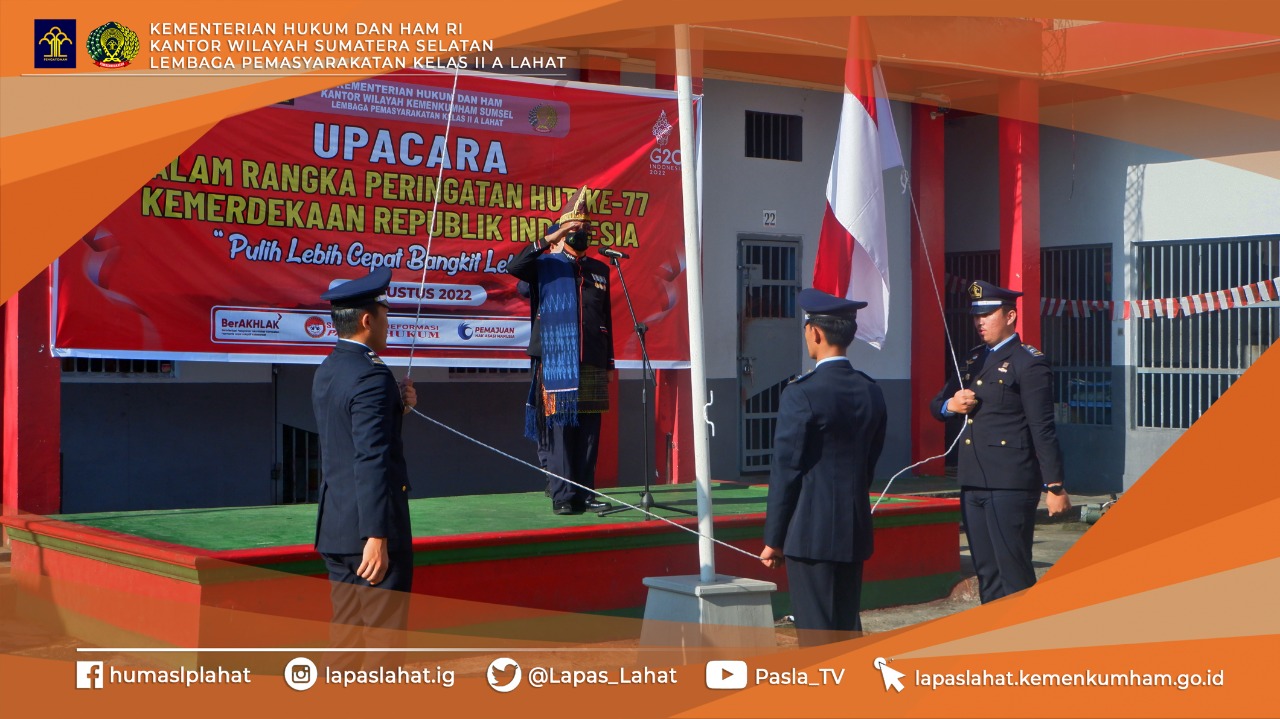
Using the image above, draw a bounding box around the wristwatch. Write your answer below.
[1044,484,1066,496]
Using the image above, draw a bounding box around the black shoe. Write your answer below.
[582,498,612,512]
[553,501,582,516]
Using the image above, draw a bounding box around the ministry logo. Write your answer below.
[86,21,140,68]
[35,20,76,69]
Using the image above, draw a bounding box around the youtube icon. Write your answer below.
[705,660,748,689]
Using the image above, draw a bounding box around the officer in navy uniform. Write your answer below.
[930,280,1071,604]
[313,266,417,658]
[760,288,888,645]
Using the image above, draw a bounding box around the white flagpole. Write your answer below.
[675,24,715,582]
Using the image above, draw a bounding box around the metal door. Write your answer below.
[738,236,803,473]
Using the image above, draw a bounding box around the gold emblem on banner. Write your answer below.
[87,21,140,68]
[528,104,558,133]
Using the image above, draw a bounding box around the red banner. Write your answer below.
[53,71,693,367]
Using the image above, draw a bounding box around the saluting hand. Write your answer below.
[401,376,417,414]
[546,221,582,251]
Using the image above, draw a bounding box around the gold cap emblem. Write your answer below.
[968,282,983,299]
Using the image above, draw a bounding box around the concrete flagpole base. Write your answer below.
[640,575,778,647]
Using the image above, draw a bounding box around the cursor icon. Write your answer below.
[873,657,906,693]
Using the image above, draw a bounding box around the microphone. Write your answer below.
[599,248,630,260]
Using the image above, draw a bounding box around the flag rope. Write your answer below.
[404,66,463,378]
[871,165,969,513]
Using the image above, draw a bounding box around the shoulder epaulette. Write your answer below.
[366,351,386,366]
[1022,343,1044,357]
[788,370,814,385]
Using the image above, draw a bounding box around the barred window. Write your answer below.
[1133,235,1279,429]
[61,357,176,377]
[744,111,802,162]
[447,366,529,377]
[1042,245,1113,426]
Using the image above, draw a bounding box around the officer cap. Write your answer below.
[798,288,867,321]
[321,267,392,308]
[967,280,1022,314]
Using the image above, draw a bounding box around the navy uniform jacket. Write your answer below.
[313,340,412,554]
[930,334,1064,490]
[763,360,888,563]
[507,241,614,369]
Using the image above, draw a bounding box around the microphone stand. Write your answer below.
[599,252,694,519]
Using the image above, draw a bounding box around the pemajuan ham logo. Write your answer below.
[457,322,474,340]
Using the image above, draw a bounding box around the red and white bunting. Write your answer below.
[941,276,1278,320]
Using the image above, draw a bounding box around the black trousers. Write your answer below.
[961,487,1039,604]
[786,557,864,646]
[546,412,602,507]
[322,550,413,669]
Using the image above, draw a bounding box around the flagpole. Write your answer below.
[674,23,715,583]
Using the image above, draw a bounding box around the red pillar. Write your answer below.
[595,376,619,488]
[910,105,947,476]
[2,270,62,518]
[654,370,694,484]
[998,78,1042,347]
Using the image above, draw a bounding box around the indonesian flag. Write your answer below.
[813,17,902,349]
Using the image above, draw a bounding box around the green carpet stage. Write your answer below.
[2,483,960,644]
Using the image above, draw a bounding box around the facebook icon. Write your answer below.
[76,661,104,689]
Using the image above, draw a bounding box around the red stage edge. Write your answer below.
[1,493,960,647]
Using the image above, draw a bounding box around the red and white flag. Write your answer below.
[812,16,902,349]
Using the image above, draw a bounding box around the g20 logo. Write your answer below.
[649,148,681,165]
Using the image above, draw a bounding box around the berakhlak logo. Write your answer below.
[457,322,474,340]
[486,657,521,693]
[76,660,104,689]
[86,21,139,68]
[35,20,76,69]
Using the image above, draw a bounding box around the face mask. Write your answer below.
[565,229,591,252]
